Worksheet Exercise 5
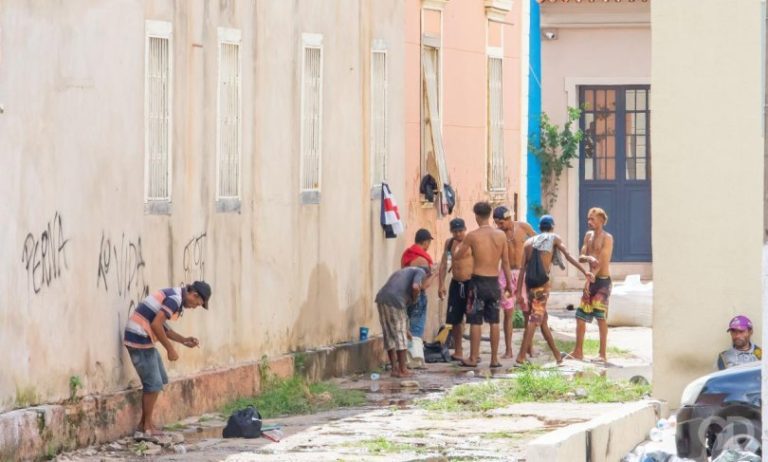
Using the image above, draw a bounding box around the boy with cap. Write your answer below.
[124,281,211,439]
[438,218,473,361]
[717,315,762,370]
[401,229,434,342]
[516,216,593,366]
[493,206,536,359]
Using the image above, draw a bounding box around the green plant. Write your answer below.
[68,376,83,402]
[554,339,631,358]
[293,352,308,375]
[512,309,525,329]
[223,376,365,418]
[419,365,649,412]
[529,107,584,214]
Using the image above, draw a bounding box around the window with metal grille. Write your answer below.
[371,46,388,186]
[487,52,505,191]
[300,34,323,195]
[144,21,172,203]
[217,28,241,200]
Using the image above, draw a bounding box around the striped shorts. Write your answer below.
[377,303,409,351]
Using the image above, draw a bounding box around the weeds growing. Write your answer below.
[420,365,649,412]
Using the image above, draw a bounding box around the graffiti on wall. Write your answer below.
[21,212,70,294]
[97,232,149,312]
[182,232,207,282]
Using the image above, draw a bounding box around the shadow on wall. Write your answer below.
[289,264,374,351]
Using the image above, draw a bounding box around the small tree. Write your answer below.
[528,107,583,215]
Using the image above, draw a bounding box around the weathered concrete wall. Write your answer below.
[540,1,651,288]
[651,0,764,406]
[0,0,404,412]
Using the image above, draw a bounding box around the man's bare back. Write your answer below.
[461,226,508,276]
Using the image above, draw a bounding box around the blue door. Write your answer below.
[579,86,651,262]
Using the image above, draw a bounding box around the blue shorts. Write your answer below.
[127,347,168,392]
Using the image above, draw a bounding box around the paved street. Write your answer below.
[53,303,653,461]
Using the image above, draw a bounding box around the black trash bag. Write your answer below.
[222,405,262,438]
[423,340,451,363]
[420,174,438,202]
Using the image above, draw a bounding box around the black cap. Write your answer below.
[493,206,512,220]
[192,280,212,309]
[414,228,434,243]
[449,218,466,231]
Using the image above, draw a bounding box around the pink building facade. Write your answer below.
[403,0,528,329]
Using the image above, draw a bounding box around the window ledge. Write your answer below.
[301,190,321,205]
[145,200,172,215]
[216,198,241,213]
[422,0,449,10]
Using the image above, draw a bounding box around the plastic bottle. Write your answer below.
[648,427,662,442]
[370,372,380,392]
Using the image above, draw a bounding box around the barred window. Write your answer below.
[487,52,505,191]
[217,28,242,200]
[300,34,323,194]
[371,46,388,186]
[144,21,172,202]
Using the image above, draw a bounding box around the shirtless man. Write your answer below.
[515,215,593,366]
[493,206,536,359]
[437,218,473,361]
[453,202,513,368]
[570,207,614,363]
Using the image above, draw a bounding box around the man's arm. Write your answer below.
[151,311,179,360]
[500,239,513,293]
[437,239,450,299]
[521,222,536,238]
[166,328,199,348]
[578,232,597,265]
[557,239,594,281]
[421,267,438,290]
[516,245,530,304]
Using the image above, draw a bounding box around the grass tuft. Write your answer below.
[419,365,649,412]
[555,339,631,358]
[223,375,366,419]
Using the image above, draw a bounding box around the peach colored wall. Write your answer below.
[405,0,525,336]
[540,3,651,288]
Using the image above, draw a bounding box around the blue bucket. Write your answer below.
[359,326,369,341]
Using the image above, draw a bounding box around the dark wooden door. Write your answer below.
[579,86,651,262]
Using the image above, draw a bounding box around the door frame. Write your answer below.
[563,77,650,278]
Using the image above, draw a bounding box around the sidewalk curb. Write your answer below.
[0,337,384,462]
[526,399,667,462]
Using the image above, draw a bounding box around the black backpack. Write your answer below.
[423,340,451,363]
[525,248,550,289]
[222,406,262,438]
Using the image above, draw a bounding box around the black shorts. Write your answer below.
[466,275,501,325]
[446,279,469,326]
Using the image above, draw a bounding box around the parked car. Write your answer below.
[675,362,761,461]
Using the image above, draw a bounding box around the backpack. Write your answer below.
[525,248,550,289]
[423,340,451,363]
[222,405,262,438]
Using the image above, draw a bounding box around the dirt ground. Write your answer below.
[53,305,652,462]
